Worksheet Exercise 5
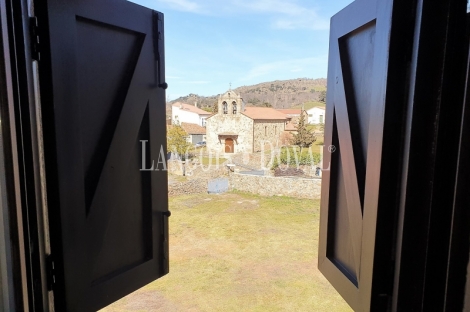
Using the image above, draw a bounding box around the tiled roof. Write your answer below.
[242,107,287,120]
[172,102,212,115]
[181,122,206,135]
[285,123,298,131]
[276,109,302,116]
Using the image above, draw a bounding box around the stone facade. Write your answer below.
[206,90,287,155]
[206,110,254,154]
[253,120,286,152]
[229,173,322,199]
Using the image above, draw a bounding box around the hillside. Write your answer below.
[236,78,326,109]
[168,78,327,113]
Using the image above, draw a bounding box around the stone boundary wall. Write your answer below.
[168,179,207,197]
[229,173,322,199]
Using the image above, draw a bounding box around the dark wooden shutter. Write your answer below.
[36,0,169,310]
[318,0,413,310]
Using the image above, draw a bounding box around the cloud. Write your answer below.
[230,0,329,30]
[232,0,308,15]
[243,56,327,80]
[151,0,329,30]
[272,18,330,30]
[272,16,329,30]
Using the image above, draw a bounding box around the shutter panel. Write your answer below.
[318,0,401,310]
[37,0,169,310]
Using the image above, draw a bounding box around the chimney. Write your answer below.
[179,103,183,109]
[194,101,198,108]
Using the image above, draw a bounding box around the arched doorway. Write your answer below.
[225,138,234,153]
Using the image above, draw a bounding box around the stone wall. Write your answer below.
[253,120,286,152]
[206,112,254,153]
[229,173,322,199]
[168,178,207,196]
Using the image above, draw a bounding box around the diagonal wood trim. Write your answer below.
[333,44,364,279]
[319,257,361,310]
[84,34,153,285]
[76,15,147,216]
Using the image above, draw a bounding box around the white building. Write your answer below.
[306,106,326,124]
[171,102,211,127]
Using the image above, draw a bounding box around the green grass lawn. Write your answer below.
[101,192,352,312]
[200,156,227,166]
[168,173,188,183]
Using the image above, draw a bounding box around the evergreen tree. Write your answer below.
[292,112,316,148]
[319,90,327,102]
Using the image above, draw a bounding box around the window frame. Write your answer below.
[1,0,470,310]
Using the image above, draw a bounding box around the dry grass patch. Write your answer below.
[102,192,352,312]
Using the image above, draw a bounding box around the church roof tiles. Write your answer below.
[242,107,287,120]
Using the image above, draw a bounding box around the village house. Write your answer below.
[171,102,211,127]
[306,106,326,124]
[205,90,287,154]
[180,122,206,144]
[276,109,309,133]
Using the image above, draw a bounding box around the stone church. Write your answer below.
[206,90,288,154]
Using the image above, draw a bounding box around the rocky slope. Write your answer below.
[168,77,327,112]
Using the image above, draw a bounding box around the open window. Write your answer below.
[2,0,470,310]
[223,101,228,114]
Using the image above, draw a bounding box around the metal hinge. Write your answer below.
[29,16,40,61]
[152,11,168,90]
[46,254,55,291]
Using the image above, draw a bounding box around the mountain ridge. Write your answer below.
[168,77,327,112]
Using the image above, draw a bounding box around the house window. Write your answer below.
[265,126,267,136]
[319,115,324,123]
[232,101,237,114]
[308,114,313,117]
[223,101,228,114]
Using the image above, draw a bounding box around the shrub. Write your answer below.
[271,147,321,169]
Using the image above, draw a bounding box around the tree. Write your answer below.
[212,101,218,113]
[280,131,294,146]
[167,124,192,160]
[292,112,316,148]
[319,90,327,102]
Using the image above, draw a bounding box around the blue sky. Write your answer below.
[131,0,353,100]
